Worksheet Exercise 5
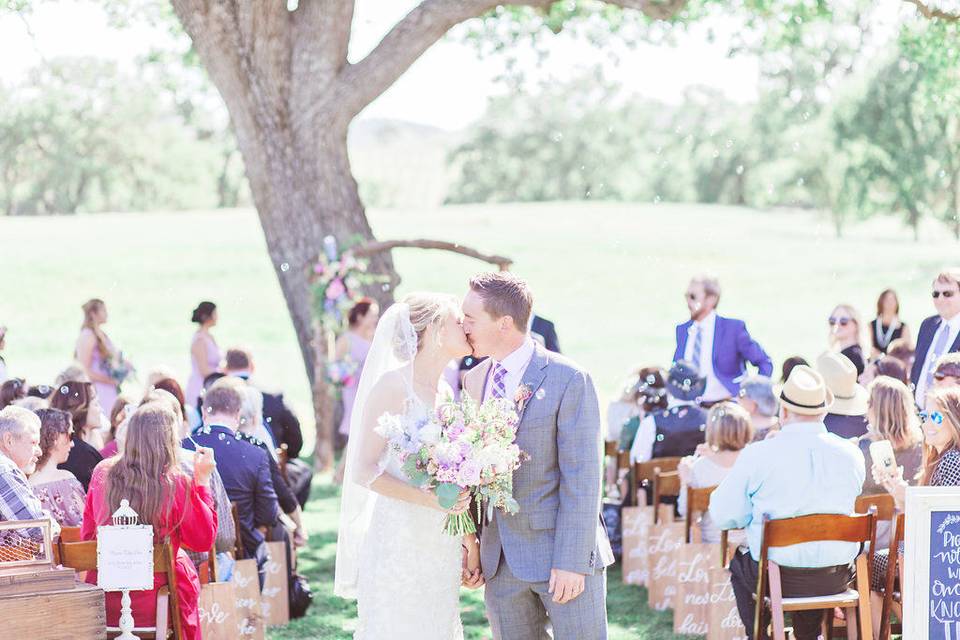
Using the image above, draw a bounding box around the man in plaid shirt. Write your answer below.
[0,406,49,545]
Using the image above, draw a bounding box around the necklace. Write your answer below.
[875,317,899,349]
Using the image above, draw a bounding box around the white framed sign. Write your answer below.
[96,523,154,591]
[904,486,960,640]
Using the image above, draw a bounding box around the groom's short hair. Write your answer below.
[469,272,533,331]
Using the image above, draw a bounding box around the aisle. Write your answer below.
[268,476,689,640]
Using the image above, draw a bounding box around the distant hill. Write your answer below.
[348,118,462,209]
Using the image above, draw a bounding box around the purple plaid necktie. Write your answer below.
[491,363,508,400]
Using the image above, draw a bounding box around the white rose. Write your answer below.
[418,421,441,445]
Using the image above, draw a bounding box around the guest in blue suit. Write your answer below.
[674,275,773,404]
[911,268,960,409]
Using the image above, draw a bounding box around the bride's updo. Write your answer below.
[393,293,459,359]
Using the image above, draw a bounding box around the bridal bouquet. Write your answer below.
[375,395,529,536]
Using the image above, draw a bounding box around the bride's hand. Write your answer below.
[424,488,472,513]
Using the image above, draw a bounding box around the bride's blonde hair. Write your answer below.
[400,293,459,355]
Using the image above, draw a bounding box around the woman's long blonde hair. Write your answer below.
[866,377,922,451]
[105,402,187,528]
[81,299,112,361]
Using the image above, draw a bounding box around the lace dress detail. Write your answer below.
[354,397,464,640]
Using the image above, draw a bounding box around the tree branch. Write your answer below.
[904,0,960,20]
[351,239,513,270]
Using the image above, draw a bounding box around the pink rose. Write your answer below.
[457,460,483,486]
[326,278,346,300]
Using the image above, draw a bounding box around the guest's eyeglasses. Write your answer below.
[919,411,945,425]
[686,293,699,301]
[933,370,960,381]
[828,317,852,326]
[932,290,957,299]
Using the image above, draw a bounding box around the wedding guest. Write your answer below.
[710,366,865,640]
[0,377,26,409]
[911,268,960,409]
[780,355,809,384]
[871,289,910,358]
[151,377,189,424]
[678,402,753,543]
[336,297,379,438]
[817,351,870,439]
[886,338,915,372]
[26,384,53,400]
[13,396,47,412]
[616,368,668,451]
[50,381,104,491]
[0,407,47,539]
[28,408,85,527]
[933,353,960,388]
[54,364,89,387]
[674,275,773,404]
[629,360,707,464]
[859,355,909,387]
[736,375,779,440]
[99,394,135,458]
[75,298,122,412]
[828,303,866,377]
[869,385,960,630]
[82,403,217,640]
[0,325,7,383]
[186,301,221,409]
[530,313,561,353]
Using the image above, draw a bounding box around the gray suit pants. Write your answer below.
[484,554,607,640]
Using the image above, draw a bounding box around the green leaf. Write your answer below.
[435,482,462,510]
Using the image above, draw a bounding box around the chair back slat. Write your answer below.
[855,493,896,521]
[879,513,905,640]
[59,526,82,543]
[760,511,876,548]
[632,456,682,506]
[653,470,681,524]
[604,440,619,457]
[685,485,718,543]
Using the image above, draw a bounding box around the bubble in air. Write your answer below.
[280,263,290,272]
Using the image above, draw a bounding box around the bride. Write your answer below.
[335,293,478,639]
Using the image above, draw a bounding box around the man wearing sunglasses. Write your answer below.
[911,268,960,409]
[674,275,773,405]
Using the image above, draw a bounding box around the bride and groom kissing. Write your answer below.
[334,272,614,640]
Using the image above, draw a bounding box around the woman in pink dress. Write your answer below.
[186,301,221,409]
[336,298,379,437]
[81,402,217,640]
[29,408,86,527]
[75,299,121,413]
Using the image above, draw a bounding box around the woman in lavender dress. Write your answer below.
[28,408,86,527]
[75,299,121,413]
[336,298,380,438]
[186,301,221,409]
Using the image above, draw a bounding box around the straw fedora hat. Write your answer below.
[779,365,834,416]
[816,351,869,416]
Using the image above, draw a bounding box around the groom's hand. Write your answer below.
[549,568,585,604]
[461,546,484,589]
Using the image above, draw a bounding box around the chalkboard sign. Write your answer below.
[929,510,960,639]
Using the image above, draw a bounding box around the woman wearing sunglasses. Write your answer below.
[868,386,960,633]
[828,304,866,377]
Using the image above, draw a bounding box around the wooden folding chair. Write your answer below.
[632,456,681,507]
[684,485,718,543]
[878,513,905,640]
[755,511,877,640]
[652,470,681,524]
[58,526,83,543]
[604,440,619,458]
[276,443,290,484]
[57,538,182,640]
[231,503,245,560]
[854,493,895,522]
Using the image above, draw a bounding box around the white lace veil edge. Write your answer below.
[334,301,417,599]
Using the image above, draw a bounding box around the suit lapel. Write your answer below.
[712,315,725,368]
[517,345,549,423]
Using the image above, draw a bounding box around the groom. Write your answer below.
[461,272,613,640]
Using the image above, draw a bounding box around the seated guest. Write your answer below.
[817,351,870,439]
[0,377,27,409]
[710,366,865,640]
[611,367,667,451]
[886,338,915,372]
[933,352,960,388]
[50,381,104,491]
[911,267,960,409]
[28,408,86,527]
[674,275,773,404]
[828,304,866,376]
[629,360,707,464]
[0,407,51,541]
[183,382,279,578]
[736,375,779,440]
[678,402,753,543]
[13,396,47,412]
[859,377,924,496]
[780,355,808,384]
[868,385,960,630]
[859,355,909,387]
[82,403,217,640]
[99,394,135,458]
[870,289,910,359]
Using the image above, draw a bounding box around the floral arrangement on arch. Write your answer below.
[310,235,385,334]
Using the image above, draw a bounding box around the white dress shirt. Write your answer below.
[483,337,536,403]
[683,311,730,403]
[915,313,960,408]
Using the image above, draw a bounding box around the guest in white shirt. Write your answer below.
[629,361,707,465]
[910,267,960,409]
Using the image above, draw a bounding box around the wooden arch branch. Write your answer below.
[905,0,960,20]
[351,239,514,271]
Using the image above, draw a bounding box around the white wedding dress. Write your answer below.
[354,395,464,639]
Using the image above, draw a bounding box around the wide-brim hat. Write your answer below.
[816,351,869,416]
[667,360,707,402]
[780,365,835,416]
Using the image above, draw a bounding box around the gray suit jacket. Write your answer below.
[464,343,615,583]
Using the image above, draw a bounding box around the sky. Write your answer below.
[0,0,761,130]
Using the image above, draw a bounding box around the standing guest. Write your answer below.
[780,355,809,384]
[629,360,707,464]
[0,325,7,383]
[612,367,668,451]
[75,299,124,413]
[710,366,865,640]
[859,356,909,387]
[99,394,136,458]
[933,353,960,388]
[82,403,217,640]
[674,275,773,404]
[0,407,48,538]
[530,313,561,353]
[828,303,866,377]
[50,381,104,491]
[28,408,85,527]
[0,377,27,409]
[678,402,753,543]
[817,351,870,439]
[870,289,910,358]
[911,268,960,409]
[336,297,379,438]
[186,301,221,409]
[736,375,780,440]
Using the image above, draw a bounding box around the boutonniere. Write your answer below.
[514,384,534,414]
